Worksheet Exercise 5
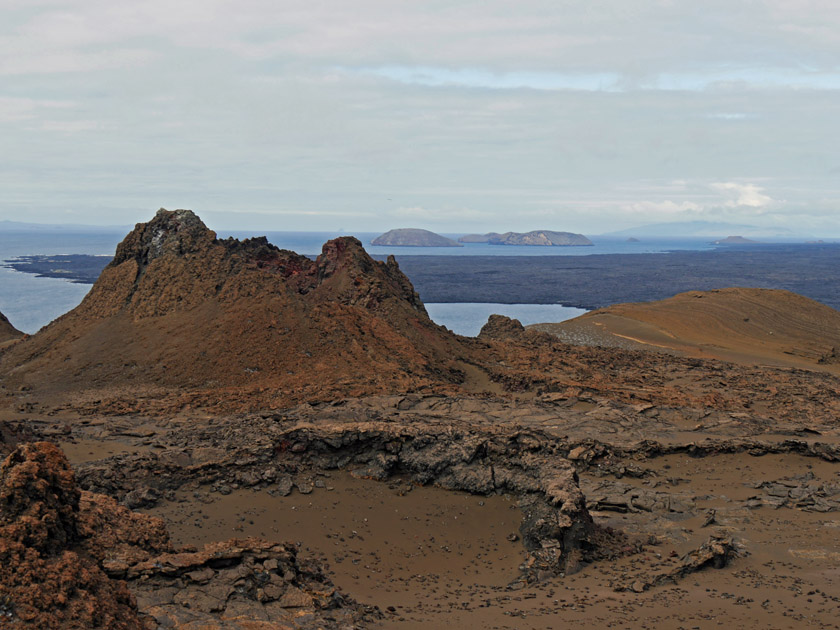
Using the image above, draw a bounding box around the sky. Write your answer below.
[2,0,840,235]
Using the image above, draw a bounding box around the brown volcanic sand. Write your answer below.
[147,474,530,628]
[533,288,840,372]
[139,461,840,630]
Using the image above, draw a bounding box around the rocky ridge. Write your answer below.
[0,209,471,412]
[71,413,628,582]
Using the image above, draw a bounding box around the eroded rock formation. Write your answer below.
[0,442,145,629]
[0,441,376,629]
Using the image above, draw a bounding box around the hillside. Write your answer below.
[0,209,471,413]
[532,287,840,371]
[0,311,22,344]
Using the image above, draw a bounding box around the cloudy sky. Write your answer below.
[2,0,839,234]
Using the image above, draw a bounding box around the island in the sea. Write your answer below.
[458,230,593,246]
[371,228,462,247]
[713,235,760,245]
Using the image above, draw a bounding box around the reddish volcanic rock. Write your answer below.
[0,442,144,629]
[0,209,471,413]
[0,442,370,629]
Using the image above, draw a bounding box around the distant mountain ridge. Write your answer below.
[602,221,801,239]
[0,219,130,233]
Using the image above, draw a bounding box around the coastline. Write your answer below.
[4,243,840,334]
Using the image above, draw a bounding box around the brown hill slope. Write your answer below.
[0,310,22,345]
[532,287,840,371]
[0,209,470,412]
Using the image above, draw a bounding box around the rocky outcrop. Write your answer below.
[614,536,740,593]
[115,538,375,629]
[459,231,593,246]
[478,314,526,340]
[0,310,22,343]
[0,442,375,629]
[371,228,462,247]
[0,209,472,412]
[0,442,145,629]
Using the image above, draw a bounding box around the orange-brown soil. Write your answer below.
[532,288,840,372]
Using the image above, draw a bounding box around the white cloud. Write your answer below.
[36,119,102,133]
[0,96,74,122]
[710,182,774,208]
[1,2,840,233]
[622,200,703,215]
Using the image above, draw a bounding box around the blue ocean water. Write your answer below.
[0,228,713,334]
[425,303,587,337]
[0,230,123,334]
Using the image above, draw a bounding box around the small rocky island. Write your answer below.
[371,228,462,247]
[713,235,760,245]
[458,230,593,246]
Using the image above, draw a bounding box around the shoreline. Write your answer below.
[5,242,840,314]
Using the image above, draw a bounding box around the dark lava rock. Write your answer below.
[0,421,35,458]
[478,314,526,340]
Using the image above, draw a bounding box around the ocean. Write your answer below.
[0,228,714,335]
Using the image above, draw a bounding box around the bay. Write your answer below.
[424,303,587,337]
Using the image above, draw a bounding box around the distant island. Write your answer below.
[713,235,760,245]
[458,230,593,246]
[371,228,462,247]
[602,220,797,239]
